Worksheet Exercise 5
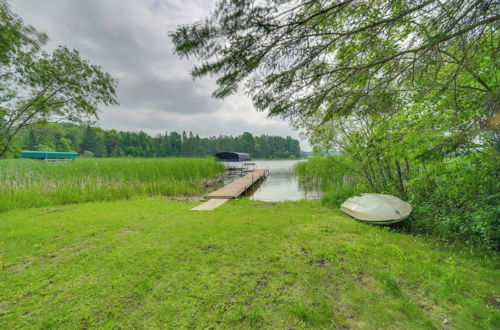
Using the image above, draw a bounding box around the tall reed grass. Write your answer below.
[294,156,367,207]
[0,158,224,212]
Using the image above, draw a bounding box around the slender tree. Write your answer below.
[0,1,117,157]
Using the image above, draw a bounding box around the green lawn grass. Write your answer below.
[0,158,224,213]
[1,198,498,328]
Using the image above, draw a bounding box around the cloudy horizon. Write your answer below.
[11,0,311,150]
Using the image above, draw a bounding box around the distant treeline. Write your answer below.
[13,123,301,159]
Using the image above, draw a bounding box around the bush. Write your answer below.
[82,150,94,158]
[295,153,500,250]
[407,153,500,249]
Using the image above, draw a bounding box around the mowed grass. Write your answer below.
[1,198,498,328]
[0,158,224,213]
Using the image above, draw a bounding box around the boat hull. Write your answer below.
[340,193,412,224]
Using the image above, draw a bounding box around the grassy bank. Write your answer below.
[0,158,224,213]
[1,198,498,328]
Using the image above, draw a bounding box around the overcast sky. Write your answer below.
[11,0,310,150]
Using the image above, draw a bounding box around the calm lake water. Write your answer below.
[224,160,321,202]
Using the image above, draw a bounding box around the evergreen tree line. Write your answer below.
[16,123,301,159]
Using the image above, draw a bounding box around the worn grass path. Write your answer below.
[1,198,498,328]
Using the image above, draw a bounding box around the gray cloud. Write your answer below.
[118,77,220,115]
[11,0,310,150]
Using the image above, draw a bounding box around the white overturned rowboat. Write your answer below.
[340,193,412,224]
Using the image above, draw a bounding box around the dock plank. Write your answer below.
[207,170,265,199]
[191,198,229,211]
[191,170,266,211]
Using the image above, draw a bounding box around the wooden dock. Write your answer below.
[191,198,229,211]
[191,170,267,211]
[207,170,266,199]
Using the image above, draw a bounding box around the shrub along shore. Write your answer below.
[295,155,499,250]
[0,157,224,213]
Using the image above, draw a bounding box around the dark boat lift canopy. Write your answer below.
[215,152,251,162]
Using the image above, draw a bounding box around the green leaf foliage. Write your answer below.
[172,0,499,247]
[0,1,117,157]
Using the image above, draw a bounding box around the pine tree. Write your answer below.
[25,128,38,150]
[81,126,98,154]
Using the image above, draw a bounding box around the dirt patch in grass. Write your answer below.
[168,196,190,202]
[0,302,9,314]
[202,244,220,250]
[484,296,500,309]
[117,228,140,235]
[7,259,34,274]
[308,258,327,267]
[44,208,65,214]
[355,272,380,291]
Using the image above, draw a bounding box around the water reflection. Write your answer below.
[222,160,321,202]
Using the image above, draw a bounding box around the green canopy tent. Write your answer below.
[20,151,78,160]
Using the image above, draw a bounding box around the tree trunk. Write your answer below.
[395,160,407,199]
